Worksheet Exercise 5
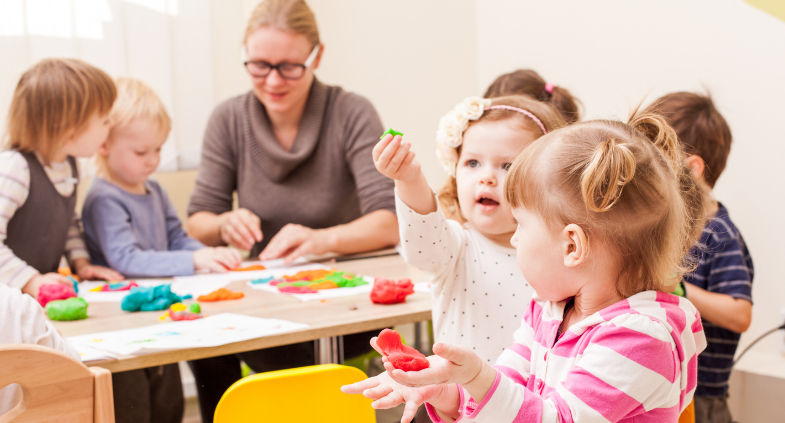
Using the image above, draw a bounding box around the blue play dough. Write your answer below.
[250,276,275,284]
[121,284,192,312]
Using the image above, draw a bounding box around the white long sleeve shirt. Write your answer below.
[397,192,535,363]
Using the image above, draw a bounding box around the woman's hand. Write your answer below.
[341,372,452,423]
[22,273,72,298]
[258,223,336,264]
[219,208,263,251]
[73,258,124,282]
[373,135,421,182]
[194,247,243,273]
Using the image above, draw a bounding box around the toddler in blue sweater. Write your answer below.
[81,78,242,423]
[83,78,241,278]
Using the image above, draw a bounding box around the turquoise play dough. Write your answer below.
[121,285,192,312]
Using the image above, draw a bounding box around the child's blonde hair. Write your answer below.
[4,58,116,163]
[504,111,704,297]
[438,95,566,223]
[96,78,171,172]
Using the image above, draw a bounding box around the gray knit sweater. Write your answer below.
[187,79,395,256]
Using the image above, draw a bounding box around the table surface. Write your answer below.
[54,254,431,373]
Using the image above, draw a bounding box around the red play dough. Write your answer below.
[37,284,77,307]
[370,278,415,304]
[376,329,429,371]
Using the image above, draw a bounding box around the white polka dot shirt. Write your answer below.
[396,192,535,363]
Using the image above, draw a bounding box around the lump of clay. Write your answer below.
[37,284,77,307]
[370,278,415,304]
[197,288,244,302]
[121,284,190,312]
[376,328,429,371]
[46,297,88,321]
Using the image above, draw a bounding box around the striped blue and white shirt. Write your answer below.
[684,203,753,397]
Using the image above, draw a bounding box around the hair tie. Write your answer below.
[487,105,548,135]
[544,83,555,94]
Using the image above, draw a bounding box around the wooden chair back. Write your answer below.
[0,344,114,423]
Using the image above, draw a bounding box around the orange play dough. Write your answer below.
[197,288,245,302]
[233,264,267,272]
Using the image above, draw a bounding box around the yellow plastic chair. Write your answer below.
[214,364,376,423]
[678,399,695,423]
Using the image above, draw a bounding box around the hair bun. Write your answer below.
[581,138,637,212]
[629,111,682,171]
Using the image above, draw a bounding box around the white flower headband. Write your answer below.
[435,96,548,176]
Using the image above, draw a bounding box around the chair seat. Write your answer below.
[214,364,375,423]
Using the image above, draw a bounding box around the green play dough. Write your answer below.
[46,297,88,321]
[190,303,201,313]
[380,128,403,139]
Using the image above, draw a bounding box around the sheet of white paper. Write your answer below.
[74,344,118,363]
[78,277,233,303]
[67,313,309,356]
[78,280,170,302]
[414,281,431,294]
[171,258,316,287]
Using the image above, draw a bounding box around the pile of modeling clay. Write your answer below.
[370,278,415,305]
[46,297,88,321]
[37,284,77,307]
[232,264,266,272]
[376,329,429,372]
[160,302,202,321]
[89,281,139,292]
[262,269,368,294]
[121,284,191,312]
[197,288,245,302]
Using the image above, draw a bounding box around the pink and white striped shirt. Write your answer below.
[427,291,707,422]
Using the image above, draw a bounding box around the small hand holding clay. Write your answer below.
[376,329,429,371]
[258,223,335,264]
[383,341,490,390]
[219,208,263,251]
[194,247,242,273]
[22,272,72,298]
[373,134,421,182]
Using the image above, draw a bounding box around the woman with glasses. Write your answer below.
[185,0,398,421]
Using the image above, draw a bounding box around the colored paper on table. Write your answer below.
[79,278,232,303]
[67,313,309,355]
[246,264,375,301]
[74,344,118,363]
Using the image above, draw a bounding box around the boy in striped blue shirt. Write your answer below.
[647,92,753,423]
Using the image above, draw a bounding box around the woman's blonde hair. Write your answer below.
[245,0,320,47]
[504,110,705,298]
[4,58,116,163]
[96,78,171,173]
[437,95,566,223]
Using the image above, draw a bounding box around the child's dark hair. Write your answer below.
[504,109,705,298]
[643,92,731,188]
[484,69,581,124]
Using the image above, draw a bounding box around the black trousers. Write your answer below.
[188,330,376,423]
[111,364,184,423]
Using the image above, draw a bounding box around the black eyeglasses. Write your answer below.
[244,45,320,80]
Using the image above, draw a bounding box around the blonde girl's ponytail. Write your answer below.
[628,110,683,171]
[581,138,637,212]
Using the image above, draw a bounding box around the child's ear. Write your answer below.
[97,141,109,157]
[562,224,588,267]
[685,155,706,181]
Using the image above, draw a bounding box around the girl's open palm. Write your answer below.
[383,342,486,389]
[341,371,444,423]
[373,134,421,182]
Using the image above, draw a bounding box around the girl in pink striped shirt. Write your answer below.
[344,110,708,422]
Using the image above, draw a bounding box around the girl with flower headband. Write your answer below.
[373,95,565,365]
[345,110,707,423]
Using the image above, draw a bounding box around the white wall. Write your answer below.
[477,0,785,357]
